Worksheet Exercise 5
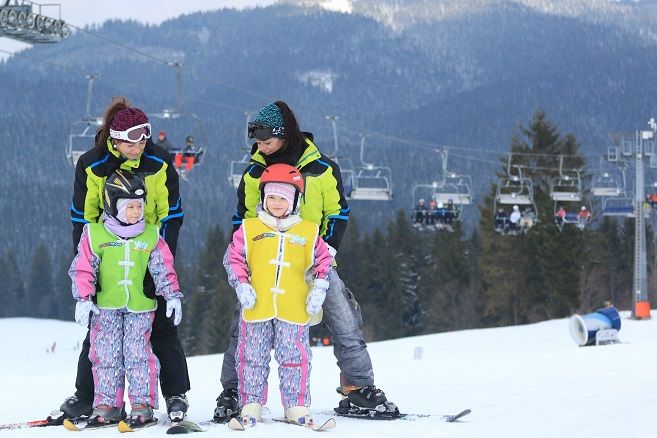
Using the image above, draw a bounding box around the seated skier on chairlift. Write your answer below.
[495,208,508,234]
[156,130,173,153]
[509,205,521,234]
[519,207,536,233]
[426,199,438,225]
[577,205,591,229]
[555,206,567,231]
[173,135,203,176]
[649,193,657,208]
[413,198,428,226]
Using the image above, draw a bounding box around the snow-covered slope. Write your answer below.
[1,313,656,436]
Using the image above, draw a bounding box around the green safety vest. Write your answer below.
[87,223,159,312]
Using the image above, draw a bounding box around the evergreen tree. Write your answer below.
[420,221,476,332]
[389,210,423,337]
[358,228,394,340]
[182,224,232,356]
[49,251,75,320]
[26,243,53,318]
[0,254,6,317]
[479,111,590,324]
[4,252,24,316]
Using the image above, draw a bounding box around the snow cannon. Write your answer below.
[569,306,621,346]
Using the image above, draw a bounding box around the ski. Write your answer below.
[228,417,246,430]
[63,418,120,431]
[272,417,336,431]
[228,416,258,430]
[330,408,471,422]
[0,413,88,430]
[0,419,51,430]
[441,409,471,422]
[118,418,158,432]
[166,420,205,434]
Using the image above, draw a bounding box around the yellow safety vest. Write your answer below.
[242,217,318,325]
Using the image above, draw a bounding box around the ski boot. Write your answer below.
[86,405,124,429]
[165,394,188,422]
[335,385,400,419]
[47,395,93,425]
[212,388,240,423]
[285,406,313,427]
[117,404,157,432]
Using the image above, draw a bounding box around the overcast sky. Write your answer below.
[0,0,277,60]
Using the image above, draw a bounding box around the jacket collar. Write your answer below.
[106,138,142,170]
[251,138,321,169]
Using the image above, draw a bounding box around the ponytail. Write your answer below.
[95,96,131,149]
[275,101,307,155]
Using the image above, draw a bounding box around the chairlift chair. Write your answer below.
[65,74,101,167]
[346,134,393,201]
[411,182,457,232]
[493,158,538,236]
[601,196,635,217]
[549,156,582,202]
[592,172,623,197]
[349,165,393,201]
[66,119,101,167]
[228,153,251,189]
[496,177,534,205]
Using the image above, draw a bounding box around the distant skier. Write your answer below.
[156,130,173,153]
[224,163,333,426]
[59,98,189,425]
[215,101,398,423]
[69,169,183,428]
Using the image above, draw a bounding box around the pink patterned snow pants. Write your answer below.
[89,308,160,409]
[236,319,312,409]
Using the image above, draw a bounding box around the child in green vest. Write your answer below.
[69,169,183,429]
[224,163,334,428]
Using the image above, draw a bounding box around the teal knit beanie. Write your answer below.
[253,103,285,137]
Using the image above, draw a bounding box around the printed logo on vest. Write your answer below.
[288,234,307,246]
[98,241,123,250]
[253,232,276,241]
[133,240,150,251]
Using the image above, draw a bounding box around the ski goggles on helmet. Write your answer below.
[109,123,152,143]
[248,122,284,141]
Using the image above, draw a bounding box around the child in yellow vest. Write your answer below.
[69,170,183,429]
[224,163,333,427]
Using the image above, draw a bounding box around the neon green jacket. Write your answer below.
[232,138,349,251]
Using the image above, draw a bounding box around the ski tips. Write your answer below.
[62,418,83,431]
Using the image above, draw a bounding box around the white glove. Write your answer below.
[166,297,182,326]
[306,278,330,315]
[236,283,257,309]
[75,299,99,327]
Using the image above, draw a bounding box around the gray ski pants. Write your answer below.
[220,267,374,390]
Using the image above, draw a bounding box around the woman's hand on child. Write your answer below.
[236,283,257,309]
[75,299,99,326]
[306,278,330,315]
[166,298,183,326]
